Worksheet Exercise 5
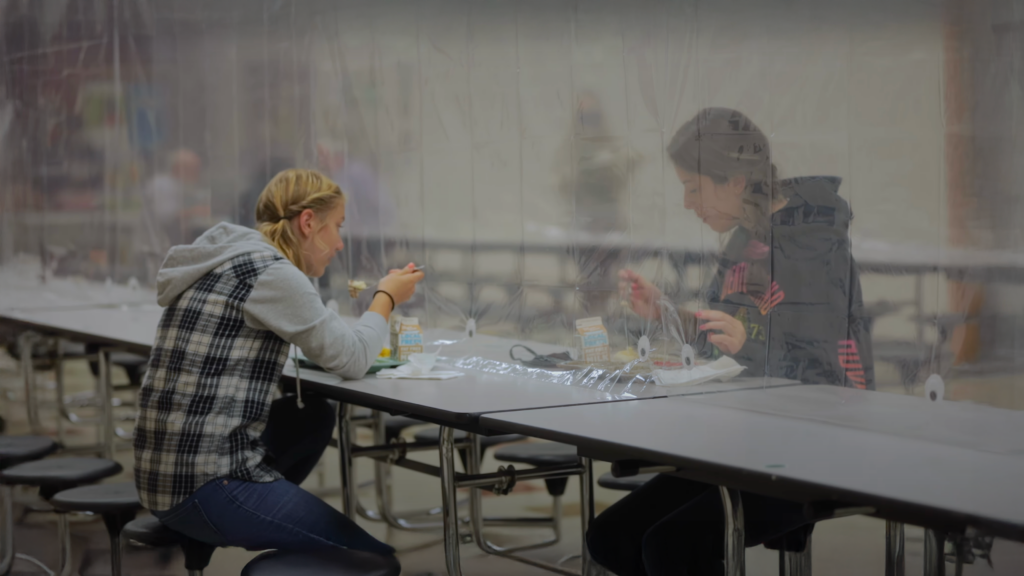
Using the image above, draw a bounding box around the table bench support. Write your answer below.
[440,426,464,576]
[720,487,745,576]
[886,521,905,576]
[923,529,945,576]
[779,535,811,576]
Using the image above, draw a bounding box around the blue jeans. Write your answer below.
[153,395,394,556]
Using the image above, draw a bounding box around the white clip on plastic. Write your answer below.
[681,344,696,370]
[637,335,651,362]
[465,318,477,339]
[924,374,944,403]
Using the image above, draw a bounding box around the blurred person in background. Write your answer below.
[316,139,396,302]
[557,92,633,317]
[587,107,874,576]
[139,148,207,279]
[238,155,293,228]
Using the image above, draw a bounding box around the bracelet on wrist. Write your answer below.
[373,290,396,312]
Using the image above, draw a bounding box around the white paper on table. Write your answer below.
[376,364,464,380]
[652,356,746,387]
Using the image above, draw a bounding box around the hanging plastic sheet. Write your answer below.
[3,0,1024,413]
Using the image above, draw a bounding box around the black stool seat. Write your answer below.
[52,482,140,514]
[123,515,217,572]
[597,472,657,492]
[109,352,147,367]
[0,457,122,488]
[242,548,400,576]
[413,427,524,449]
[383,416,424,442]
[494,442,577,466]
[123,515,186,546]
[0,435,57,469]
[347,410,423,442]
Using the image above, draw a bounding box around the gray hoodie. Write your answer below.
[156,221,387,379]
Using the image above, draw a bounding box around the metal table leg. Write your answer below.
[779,535,811,576]
[18,332,44,435]
[923,529,946,576]
[720,487,745,576]
[886,521,905,576]
[337,403,356,517]
[578,457,594,576]
[439,426,463,576]
[98,348,115,460]
[0,485,12,575]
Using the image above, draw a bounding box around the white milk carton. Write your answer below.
[575,317,610,363]
[391,316,424,361]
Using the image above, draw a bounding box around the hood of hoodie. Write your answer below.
[155,222,283,306]
[769,176,852,256]
[772,175,850,231]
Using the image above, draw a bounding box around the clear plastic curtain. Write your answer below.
[3,0,1024,406]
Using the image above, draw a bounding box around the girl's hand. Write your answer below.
[377,263,425,306]
[697,310,747,355]
[618,269,663,320]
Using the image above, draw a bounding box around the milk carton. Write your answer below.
[575,317,610,363]
[391,316,424,361]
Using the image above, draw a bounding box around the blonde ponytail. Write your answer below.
[255,169,345,273]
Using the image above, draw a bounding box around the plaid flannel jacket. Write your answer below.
[134,251,288,511]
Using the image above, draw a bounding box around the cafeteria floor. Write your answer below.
[3,352,1023,575]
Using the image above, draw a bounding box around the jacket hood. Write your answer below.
[773,176,850,232]
[155,222,282,306]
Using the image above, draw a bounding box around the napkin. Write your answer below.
[652,356,746,387]
[376,364,464,380]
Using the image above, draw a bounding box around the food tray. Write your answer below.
[297,356,407,374]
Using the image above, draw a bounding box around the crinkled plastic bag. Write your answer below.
[652,357,746,387]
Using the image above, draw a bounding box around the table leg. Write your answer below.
[57,512,72,576]
[886,521,905,576]
[18,332,43,435]
[0,485,13,574]
[779,535,811,576]
[578,456,594,576]
[439,426,463,576]
[336,403,356,517]
[98,348,115,460]
[923,529,946,576]
[719,487,745,576]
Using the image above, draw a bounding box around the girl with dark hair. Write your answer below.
[587,108,874,575]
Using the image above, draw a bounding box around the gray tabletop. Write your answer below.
[479,385,1024,540]
[285,362,796,431]
[0,305,161,355]
[0,276,156,312]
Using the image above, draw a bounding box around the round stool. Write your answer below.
[0,457,121,576]
[597,472,656,492]
[123,516,216,576]
[52,482,141,576]
[413,427,524,470]
[493,442,578,497]
[0,436,57,470]
[0,436,59,574]
[242,548,400,576]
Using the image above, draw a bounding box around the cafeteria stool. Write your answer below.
[241,548,401,576]
[597,471,657,492]
[412,427,524,469]
[0,435,58,575]
[51,482,142,576]
[123,516,217,576]
[493,441,579,498]
[0,456,122,576]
